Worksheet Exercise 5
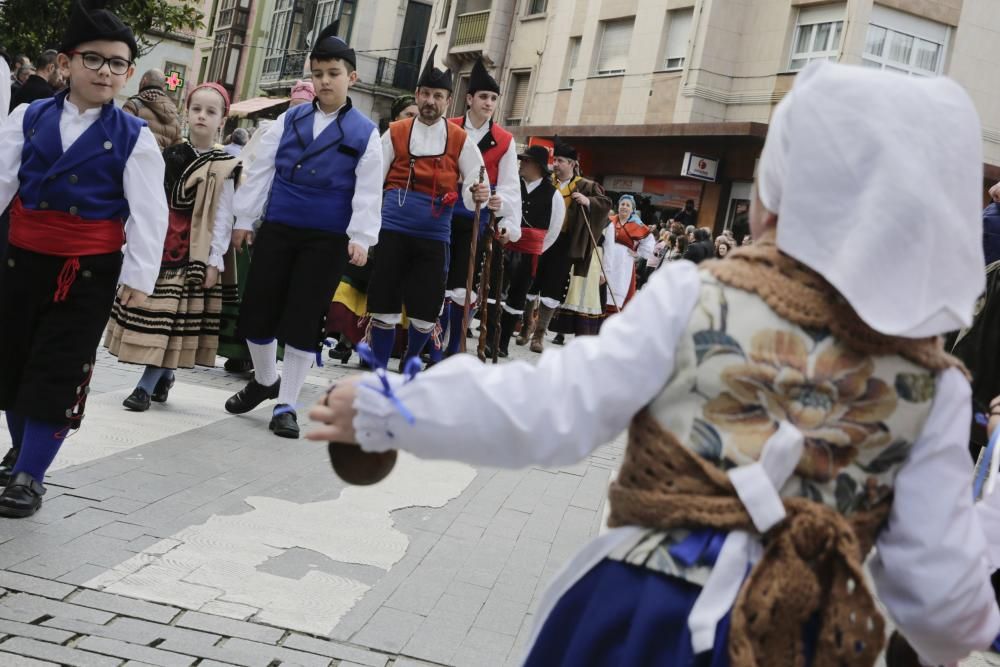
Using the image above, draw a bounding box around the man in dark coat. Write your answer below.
[683,227,715,264]
[9,51,60,111]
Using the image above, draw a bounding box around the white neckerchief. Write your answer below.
[463,112,490,145]
[59,97,102,152]
[759,61,984,337]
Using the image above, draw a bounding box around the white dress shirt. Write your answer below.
[209,178,235,271]
[0,99,167,295]
[232,102,383,250]
[524,177,565,253]
[463,113,522,237]
[381,116,520,240]
[0,60,9,123]
[354,260,1000,666]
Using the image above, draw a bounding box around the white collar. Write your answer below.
[525,177,543,191]
[464,112,489,132]
[63,96,102,120]
[314,102,345,119]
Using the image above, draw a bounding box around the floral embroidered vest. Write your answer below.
[609,244,956,581]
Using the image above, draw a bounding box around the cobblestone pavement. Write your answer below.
[0,333,995,666]
[0,333,621,666]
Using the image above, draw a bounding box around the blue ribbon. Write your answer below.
[669,528,728,568]
[973,423,1000,501]
[315,338,335,368]
[355,342,419,425]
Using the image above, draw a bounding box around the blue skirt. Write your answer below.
[525,558,818,667]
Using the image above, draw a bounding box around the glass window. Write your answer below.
[863,5,947,76]
[561,36,580,88]
[595,18,633,76]
[505,71,530,125]
[527,0,546,16]
[788,4,845,72]
[662,8,693,71]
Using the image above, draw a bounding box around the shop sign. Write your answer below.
[681,152,720,182]
[604,175,645,192]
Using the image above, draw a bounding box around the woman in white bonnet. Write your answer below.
[309,62,999,666]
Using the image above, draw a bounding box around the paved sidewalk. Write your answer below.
[0,336,620,666]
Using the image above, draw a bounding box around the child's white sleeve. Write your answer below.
[209,178,236,270]
[121,128,168,295]
[354,261,702,468]
[870,368,1000,666]
[0,104,27,213]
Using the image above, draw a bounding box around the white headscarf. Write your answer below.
[757,61,985,338]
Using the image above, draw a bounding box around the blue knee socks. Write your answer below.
[405,325,432,365]
[368,324,396,369]
[445,301,468,357]
[5,411,26,450]
[136,366,169,395]
[11,419,66,483]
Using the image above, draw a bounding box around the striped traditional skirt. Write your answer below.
[551,251,605,336]
[104,266,227,369]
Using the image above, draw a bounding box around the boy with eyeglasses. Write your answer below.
[0,0,168,518]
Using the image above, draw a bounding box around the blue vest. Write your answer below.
[381,189,455,243]
[264,99,376,233]
[18,91,145,221]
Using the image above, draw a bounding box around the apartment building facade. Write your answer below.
[424,0,1000,230]
[190,0,434,127]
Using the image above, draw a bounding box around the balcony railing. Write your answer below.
[375,57,419,92]
[261,51,308,82]
[453,10,489,47]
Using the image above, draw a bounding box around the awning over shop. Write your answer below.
[228,96,290,117]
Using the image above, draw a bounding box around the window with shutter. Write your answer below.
[662,8,692,70]
[862,4,948,76]
[506,72,530,126]
[562,37,581,88]
[596,19,633,76]
[788,3,845,71]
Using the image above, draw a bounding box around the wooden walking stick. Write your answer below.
[460,167,487,353]
[579,206,620,312]
[476,212,498,362]
[490,242,505,364]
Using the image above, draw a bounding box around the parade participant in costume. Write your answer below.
[309,62,1000,666]
[105,82,240,411]
[486,145,563,358]
[437,57,520,359]
[520,138,610,352]
[222,23,382,439]
[0,0,168,516]
[326,94,420,364]
[365,46,489,370]
[603,194,653,313]
[216,82,316,375]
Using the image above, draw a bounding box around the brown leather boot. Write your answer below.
[530,304,556,353]
[515,300,537,346]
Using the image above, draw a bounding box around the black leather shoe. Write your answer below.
[224,358,254,373]
[269,407,299,439]
[225,377,280,414]
[0,472,45,518]
[0,448,19,487]
[552,333,566,346]
[123,387,151,412]
[151,374,175,403]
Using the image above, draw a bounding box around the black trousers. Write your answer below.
[0,246,122,427]
[504,250,535,314]
[529,232,573,302]
[446,215,489,296]
[367,229,449,323]
[238,221,349,351]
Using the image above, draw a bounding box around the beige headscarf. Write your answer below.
[757,61,985,338]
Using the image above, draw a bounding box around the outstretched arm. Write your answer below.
[309,261,702,469]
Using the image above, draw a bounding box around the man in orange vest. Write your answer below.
[366,46,490,370]
[435,57,521,359]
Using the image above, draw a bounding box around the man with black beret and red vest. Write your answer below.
[0,0,169,517]
[366,46,490,371]
[223,22,382,440]
[435,57,521,359]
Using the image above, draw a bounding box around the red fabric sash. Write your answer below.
[507,227,546,256]
[9,197,125,302]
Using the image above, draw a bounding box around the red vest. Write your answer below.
[449,116,513,186]
[384,118,467,197]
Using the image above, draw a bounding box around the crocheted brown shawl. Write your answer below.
[608,411,890,667]
[606,243,962,666]
[704,240,962,372]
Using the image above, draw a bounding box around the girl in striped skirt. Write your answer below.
[105,82,240,411]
